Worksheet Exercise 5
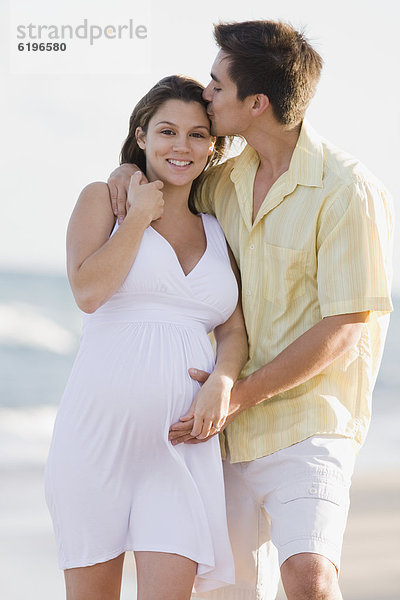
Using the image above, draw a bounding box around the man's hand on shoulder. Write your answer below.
[107,163,147,224]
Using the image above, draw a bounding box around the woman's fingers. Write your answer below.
[190,414,203,438]
[191,416,221,440]
[214,416,226,430]
[196,420,213,440]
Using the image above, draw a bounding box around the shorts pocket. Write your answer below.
[272,478,351,550]
[263,243,308,305]
[276,478,348,506]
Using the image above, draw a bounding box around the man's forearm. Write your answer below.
[230,312,369,415]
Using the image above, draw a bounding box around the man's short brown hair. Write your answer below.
[214,21,323,126]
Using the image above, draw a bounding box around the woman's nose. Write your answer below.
[172,136,190,152]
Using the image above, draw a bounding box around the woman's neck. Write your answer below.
[147,177,194,218]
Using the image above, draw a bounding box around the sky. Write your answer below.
[1,0,399,292]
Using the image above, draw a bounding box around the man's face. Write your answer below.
[203,51,252,137]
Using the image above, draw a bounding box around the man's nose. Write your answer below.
[202,84,212,103]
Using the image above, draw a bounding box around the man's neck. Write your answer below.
[245,119,301,179]
[243,118,302,223]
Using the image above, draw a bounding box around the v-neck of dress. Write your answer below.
[149,213,208,279]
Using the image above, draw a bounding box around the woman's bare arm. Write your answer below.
[67,174,163,313]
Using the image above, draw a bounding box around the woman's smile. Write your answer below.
[166,158,193,168]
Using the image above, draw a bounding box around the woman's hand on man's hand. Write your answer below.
[126,171,164,226]
[107,163,148,224]
[169,369,238,445]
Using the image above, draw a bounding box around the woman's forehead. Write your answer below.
[150,99,209,126]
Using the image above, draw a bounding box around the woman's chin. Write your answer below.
[162,173,201,188]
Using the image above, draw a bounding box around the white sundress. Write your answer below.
[45,213,238,593]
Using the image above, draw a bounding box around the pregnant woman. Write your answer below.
[45,75,248,600]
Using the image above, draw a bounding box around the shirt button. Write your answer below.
[246,290,252,296]
[309,487,317,495]
[249,244,255,250]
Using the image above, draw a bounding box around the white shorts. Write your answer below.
[193,435,357,600]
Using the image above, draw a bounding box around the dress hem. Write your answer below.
[59,545,234,593]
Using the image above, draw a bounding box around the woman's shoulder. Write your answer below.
[79,181,110,201]
[75,181,113,214]
[70,181,115,227]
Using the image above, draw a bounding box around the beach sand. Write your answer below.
[341,471,400,600]
[0,465,399,600]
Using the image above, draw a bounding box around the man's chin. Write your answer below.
[211,122,231,137]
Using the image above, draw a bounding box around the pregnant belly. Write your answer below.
[58,321,215,433]
[47,321,216,482]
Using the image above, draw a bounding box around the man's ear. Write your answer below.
[135,126,146,150]
[251,94,269,116]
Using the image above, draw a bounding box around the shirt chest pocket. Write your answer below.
[263,243,308,305]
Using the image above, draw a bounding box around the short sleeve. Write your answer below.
[317,177,394,317]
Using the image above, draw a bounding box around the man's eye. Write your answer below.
[213,87,221,92]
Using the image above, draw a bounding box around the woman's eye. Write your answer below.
[161,129,174,135]
[190,132,206,139]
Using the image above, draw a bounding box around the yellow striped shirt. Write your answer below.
[196,121,394,463]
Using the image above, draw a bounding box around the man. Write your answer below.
[108,21,393,600]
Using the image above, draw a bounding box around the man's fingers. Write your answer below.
[188,368,210,384]
[108,182,119,216]
[169,417,193,441]
[170,428,219,445]
[169,424,192,439]
[117,178,129,224]
[185,434,216,444]
[171,433,195,445]
[117,201,127,224]
[171,418,193,429]
[169,431,190,442]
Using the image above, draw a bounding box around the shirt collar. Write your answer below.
[229,143,259,184]
[230,120,324,190]
[288,120,324,189]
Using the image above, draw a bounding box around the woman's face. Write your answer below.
[135,99,215,188]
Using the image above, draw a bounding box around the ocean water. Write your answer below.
[0,269,399,472]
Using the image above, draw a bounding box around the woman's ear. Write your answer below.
[135,126,146,150]
[208,137,216,156]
